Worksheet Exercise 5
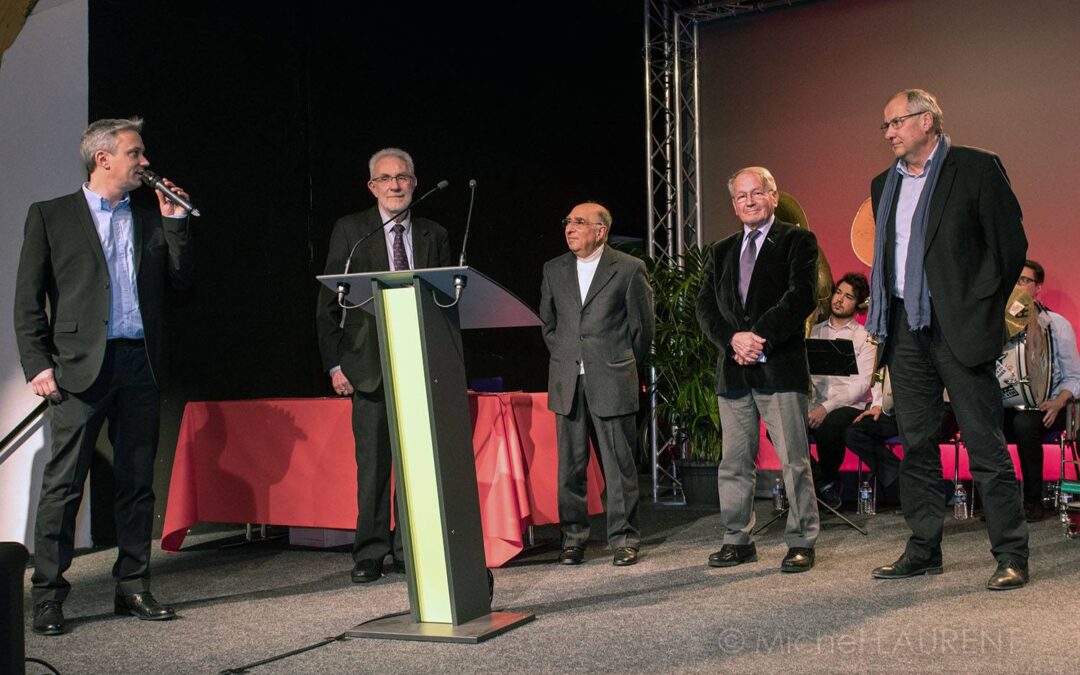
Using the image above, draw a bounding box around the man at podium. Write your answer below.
[540,202,655,567]
[316,148,451,583]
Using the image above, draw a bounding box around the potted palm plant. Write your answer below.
[647,245,722,506]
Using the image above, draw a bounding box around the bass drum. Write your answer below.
[997,322,1054,409]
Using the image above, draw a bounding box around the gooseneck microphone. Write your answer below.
[140,170,200,217]
[458,178,477,267]
[336,179,450,322]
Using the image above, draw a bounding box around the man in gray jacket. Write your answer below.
[540,202,654,567]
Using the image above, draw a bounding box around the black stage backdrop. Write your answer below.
[87,1,645,535]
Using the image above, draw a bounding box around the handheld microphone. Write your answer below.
[458,179,477,267]
[140,170,200,217]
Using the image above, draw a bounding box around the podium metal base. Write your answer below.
[346,611,535,644]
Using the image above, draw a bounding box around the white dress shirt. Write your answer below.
[809,316,875,412]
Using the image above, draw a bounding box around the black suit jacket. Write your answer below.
[13,191,193,393]
[696,219,818,395]
[539,246,654,418]
[316,206,451,393]
[871,145,1027,367]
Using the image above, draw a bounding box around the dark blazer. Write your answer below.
[13,191,193,393]
[316,205,451,393]
[540,246,654,418]
[871,145,1027,367]
[696,219,818,396]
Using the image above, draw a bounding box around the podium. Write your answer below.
[317,266,538,643]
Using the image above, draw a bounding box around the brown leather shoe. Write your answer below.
[114,591,176,621]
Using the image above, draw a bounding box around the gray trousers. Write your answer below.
[557,375,640,549]
[716,390,819,549]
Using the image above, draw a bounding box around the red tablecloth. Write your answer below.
[161,393,605,567]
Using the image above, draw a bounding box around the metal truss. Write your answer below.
[644,0,816,503]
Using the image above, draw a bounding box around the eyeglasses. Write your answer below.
[733,189,772,205]
[371,174,415,185]
[562,217,604,229]
[879,111,928,132]
[1017,275,1038,285]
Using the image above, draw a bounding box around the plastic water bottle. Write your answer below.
[772,478,787,511]
[953,483,969,520]
[858,481,875,515]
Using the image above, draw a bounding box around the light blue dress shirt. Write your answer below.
[891,140,940,297]
[1047,310,1080,399]
[82,184,143,339]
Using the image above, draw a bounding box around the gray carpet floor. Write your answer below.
[20,499,1080,674]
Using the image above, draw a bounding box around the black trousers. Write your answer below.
[844,413,902,489]
[350,387,401,563]
[32,340,159,603]
[1004,408,1066,505]
[886,300,1028,564]
[556,375,640,549]
[810,406,863,486]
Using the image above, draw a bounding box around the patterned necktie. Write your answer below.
[739,229,759,304]
[391,223,409,271]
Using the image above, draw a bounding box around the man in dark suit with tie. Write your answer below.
[696,167,820,573]
[14,117,193,635]
[316,148,451,583]
[540,202,654,567]
[865,89,1029,590]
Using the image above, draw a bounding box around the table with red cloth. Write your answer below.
[161,393,605,567]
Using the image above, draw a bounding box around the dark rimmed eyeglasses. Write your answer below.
[879,111,928,132]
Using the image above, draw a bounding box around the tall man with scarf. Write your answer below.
[865,89,1030,590]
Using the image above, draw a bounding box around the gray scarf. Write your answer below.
[866,133,951,339]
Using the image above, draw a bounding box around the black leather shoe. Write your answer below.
[32,600,66,635]
[558,546,585,565]
[114,591,176,621]
[612,547,639,566]
[872,553,943,579]
[816,481,842,510]
[781,547,815,573]
[351,558,383,583]
[987,559,1029,590]
[707,543,757,567]
[389,558,407,575]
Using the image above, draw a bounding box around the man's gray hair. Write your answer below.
[582,201,613,229]
[727,166,777,197]
[80,117,144,174]
[368,147,415,178]
[897,88,944,134]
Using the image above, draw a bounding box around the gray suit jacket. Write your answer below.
[540,246,654,417]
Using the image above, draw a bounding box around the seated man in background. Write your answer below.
[846,369,902,509]
[807,273,875,508]
[1005,259,1080,521]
